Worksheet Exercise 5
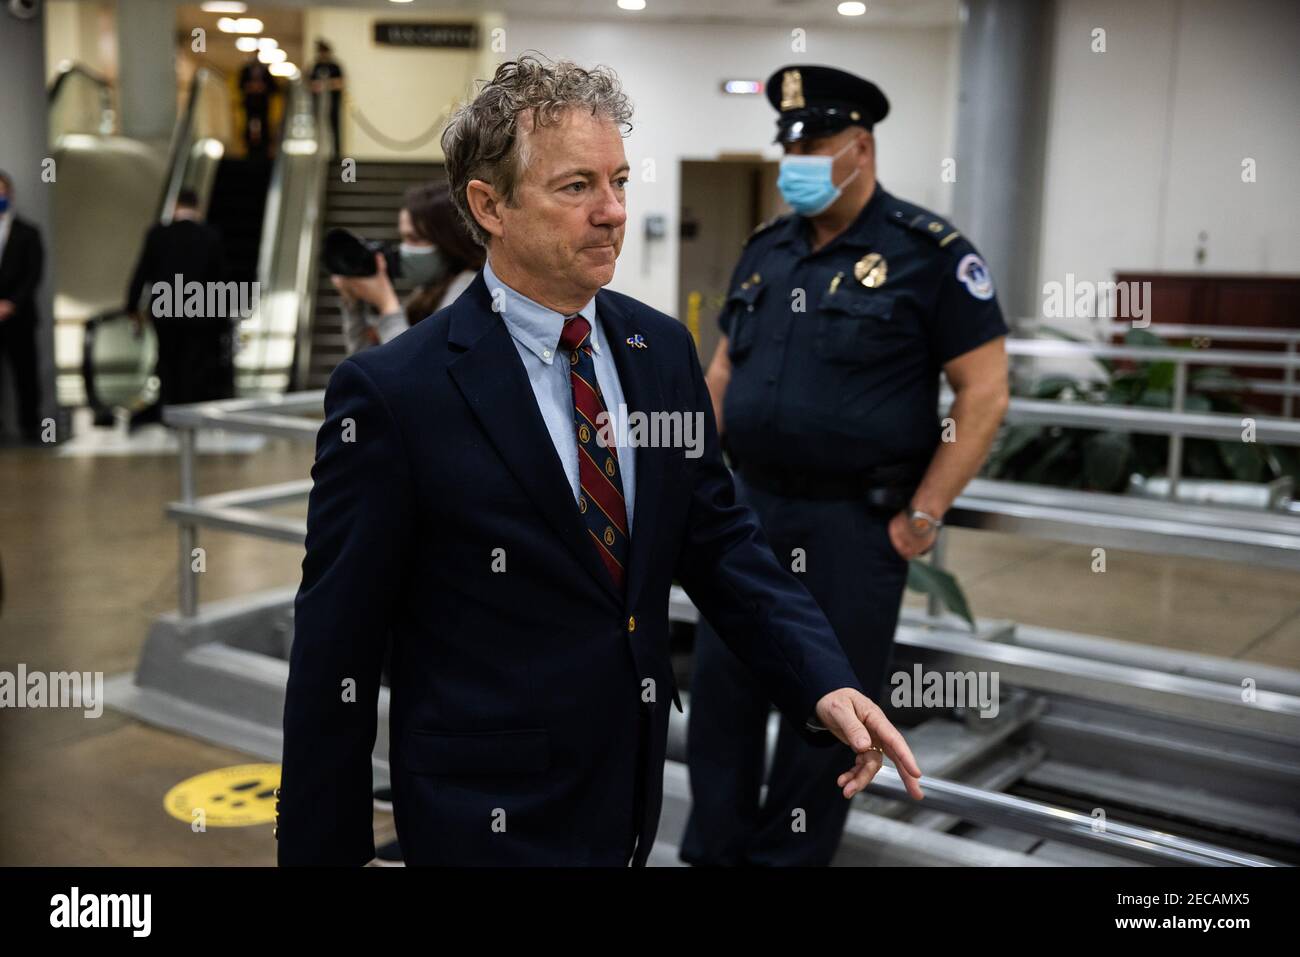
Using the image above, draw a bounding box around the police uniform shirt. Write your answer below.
[717,183,1008,474]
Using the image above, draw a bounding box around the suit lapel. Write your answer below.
[596,291,665,615]
[447,274,622,605]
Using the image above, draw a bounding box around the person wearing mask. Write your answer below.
[332,182,484,356]
[276,56,923,868]
[308,40,346,159]
[681,65,1009,867]
[329,182,484,864]
[0,170,47,446]
[124,188,229,429]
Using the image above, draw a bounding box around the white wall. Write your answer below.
[1037,0,1300,322]
[302,7,504,163]
[44,0,117,83]
[500,18,960,315]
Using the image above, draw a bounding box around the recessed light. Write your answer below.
[838,2,867,15]
[201,2,247,13]
[217,17,263,34]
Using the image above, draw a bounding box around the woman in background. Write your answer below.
[332,182,483,354]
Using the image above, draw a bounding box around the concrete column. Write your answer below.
[0,4,57,437]
[950,0,1055,332]
[115,0,176,146]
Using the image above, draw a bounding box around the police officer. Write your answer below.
[681,65,1010,867]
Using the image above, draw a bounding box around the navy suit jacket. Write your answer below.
[278,271,862,866]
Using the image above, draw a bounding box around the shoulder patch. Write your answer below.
[886,206,962,250]
[744,213,791,247]
[955,252,995,300]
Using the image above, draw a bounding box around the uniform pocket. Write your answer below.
[401,728,550,776]
[723,283,765,363]
[814,293,896,363]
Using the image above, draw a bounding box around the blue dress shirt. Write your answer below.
[481,258,636,535]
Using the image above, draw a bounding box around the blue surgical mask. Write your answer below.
[0,197,9,215]
[399,243,448,286]
[777,140,861,217]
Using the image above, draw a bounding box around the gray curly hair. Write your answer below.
[440,53,634,247]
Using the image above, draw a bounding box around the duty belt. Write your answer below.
[738,462,926,508]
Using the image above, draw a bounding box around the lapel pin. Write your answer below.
[626,334,648,349]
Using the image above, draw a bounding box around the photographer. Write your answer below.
[331,182,483,355]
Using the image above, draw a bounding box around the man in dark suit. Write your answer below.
[277,55,924,867]
[0,170,46,444]
[125,189,230,427]
[239,53,280,160]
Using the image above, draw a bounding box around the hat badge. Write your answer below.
[854,252,888,289]
[780,69,805,111]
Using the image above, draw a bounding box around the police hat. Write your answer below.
[765,65,890,144]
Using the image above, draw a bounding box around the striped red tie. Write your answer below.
[559,314,628,592]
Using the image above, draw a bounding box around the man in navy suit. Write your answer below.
[277,55,923,867]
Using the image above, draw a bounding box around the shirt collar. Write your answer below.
[482,258,600,365]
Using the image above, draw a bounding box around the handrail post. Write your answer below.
[178,425,198,617]
[1285,340,1296,420]
[1167,361,1188,500]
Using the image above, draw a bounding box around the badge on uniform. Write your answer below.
[854,252,888,289]
[626,334,648,349]
[956,253,994,301]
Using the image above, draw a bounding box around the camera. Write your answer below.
[322,228,403,278]
[7,0,40,21]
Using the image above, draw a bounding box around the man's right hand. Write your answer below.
[815,687,925,800]
[0,299,14,321]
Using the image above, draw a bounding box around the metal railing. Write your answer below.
[236,75,332,395]
[864,767,1284,866]
[1003,336,1300,497]
[162,384,1300,619]
[156,391,1299,865]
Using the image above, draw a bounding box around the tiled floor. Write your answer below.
[1,427,1296,864]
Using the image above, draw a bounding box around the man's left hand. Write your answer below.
[815,688,924,800]
[888,509,937,560]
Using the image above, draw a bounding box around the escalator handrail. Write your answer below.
[158,66,226,225]
[46,61,112,103]
[866,766,1288,867]
[47,61,114,135]
[81,308,133,417]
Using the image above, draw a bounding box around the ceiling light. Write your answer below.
[217,17,263,34]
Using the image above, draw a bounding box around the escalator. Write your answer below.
[206,158,273,286]
[71,63,335,417]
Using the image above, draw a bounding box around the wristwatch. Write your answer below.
[907,509,943,538]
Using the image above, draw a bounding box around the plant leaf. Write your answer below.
[1082,431,1132,490]
[906,559,975,630]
